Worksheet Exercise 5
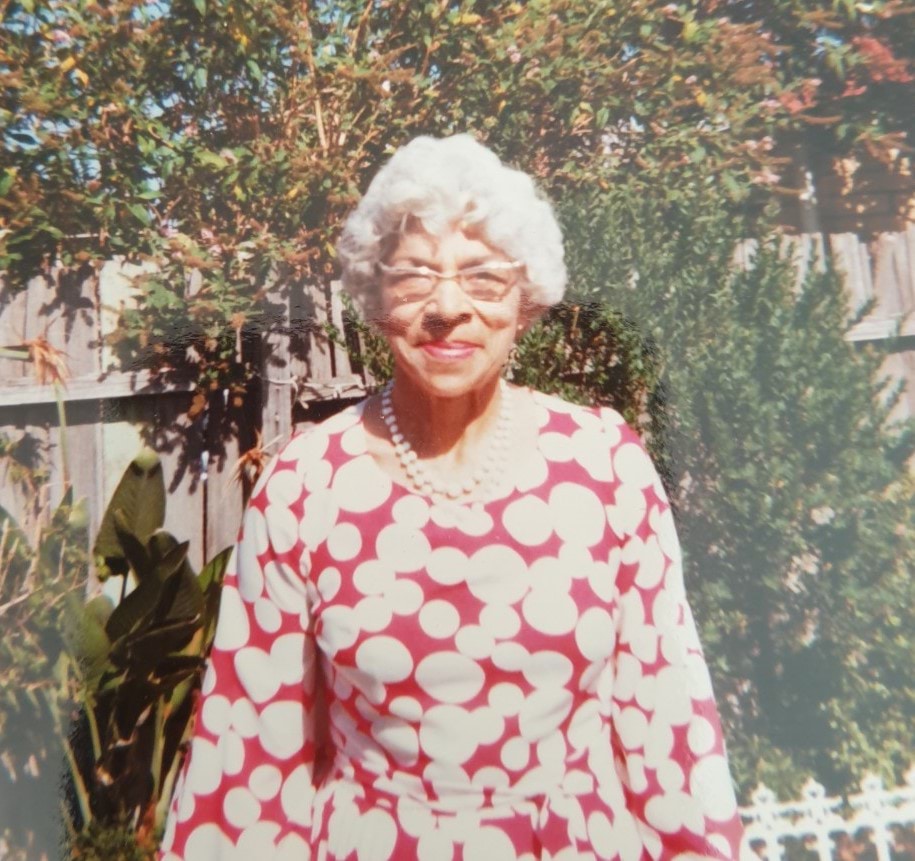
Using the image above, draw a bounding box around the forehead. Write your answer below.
[387,225,506,263]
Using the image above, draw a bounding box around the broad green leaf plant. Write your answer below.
[0,452,230,860]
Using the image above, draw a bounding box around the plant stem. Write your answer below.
[84,691,103,764]
[0,347,29,360]
[150,696,166,802]
[54,380,70,491]
[59,798,79,846]
[62,733,93,828]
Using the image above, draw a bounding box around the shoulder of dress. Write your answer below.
[269,402,365,467]
[529,389,635,444]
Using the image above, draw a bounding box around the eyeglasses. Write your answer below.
[377,260,524,305]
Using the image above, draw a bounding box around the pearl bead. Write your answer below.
[380,380,512,502]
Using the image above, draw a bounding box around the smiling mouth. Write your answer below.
[420,341,478,360]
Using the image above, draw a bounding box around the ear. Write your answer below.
[516,302,546,337]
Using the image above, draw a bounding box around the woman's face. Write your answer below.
[377,226,531,401]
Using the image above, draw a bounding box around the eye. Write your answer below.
[392,272,428,287]
[381,265,435,295]
[462,265,516,299]
[469,270,506,284]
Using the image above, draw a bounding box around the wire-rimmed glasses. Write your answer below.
[377,260,524,305]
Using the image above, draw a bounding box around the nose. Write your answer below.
[424,275,473,322]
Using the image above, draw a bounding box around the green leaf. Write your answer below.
[148,532,191,581]
[155,556,203,623]
[0,501,30,555]
[94,449,166,574]
[198,546,232,595]
[196,150,228,169]
[125,617,200,669]
[112,677,157,739]
[193,0,206,15]
[127,203,152,225]
[67,596,112,686]
[105,569,164,644]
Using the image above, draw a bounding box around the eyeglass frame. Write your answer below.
[376,260,525,306]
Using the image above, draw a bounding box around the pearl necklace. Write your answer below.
[380,380,513,501]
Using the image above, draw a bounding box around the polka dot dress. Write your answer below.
[160,392,744,860]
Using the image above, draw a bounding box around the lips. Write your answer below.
[420,341,478,360]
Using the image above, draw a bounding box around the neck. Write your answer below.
[387,374,504,461]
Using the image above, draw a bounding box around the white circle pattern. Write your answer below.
[162,394,744,861]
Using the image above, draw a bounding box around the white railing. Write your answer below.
[741,767,915,860]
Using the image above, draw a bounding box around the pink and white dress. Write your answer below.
[160,391,744,860]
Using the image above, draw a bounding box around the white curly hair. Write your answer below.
[337,134,567,315]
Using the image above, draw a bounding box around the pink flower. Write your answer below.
[750,170,781,186]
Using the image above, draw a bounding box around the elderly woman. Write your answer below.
[161,135,744,860]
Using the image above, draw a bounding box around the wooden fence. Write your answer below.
[1,226,914,573]
[732,227,915,426]
[0,261,367,576]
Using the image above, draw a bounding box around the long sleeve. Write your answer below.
[605,422,744,859]
[160,451,319,860]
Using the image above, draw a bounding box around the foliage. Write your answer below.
[511,301,661,432]
[0,428,50,499]
[0,490,88,860]
[7,0,908,398]
[557,187,915,798]
[0,451,230,859]
[706,0,915,158]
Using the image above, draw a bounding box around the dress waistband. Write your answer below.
[321,754,598,817]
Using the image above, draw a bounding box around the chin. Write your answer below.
[402,368,501,402]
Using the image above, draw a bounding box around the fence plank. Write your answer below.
[732,238,759,271]
[329,279,354,379]
[877,350,915,423]
[205,431,244,562]
[261,282,293,453]
[0,278,29,380]
[288,280,312,385]
[7,269,76,518]
[905,224,915,317]
[830,233,874,315]
[64,399,105,555]
[303,280,334,382]
[97,258,152,373]
[0,370,197,408]
[780,233,826,291]
[58,266,101,378]
[872,231,909,320]
[0,404,57,539]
